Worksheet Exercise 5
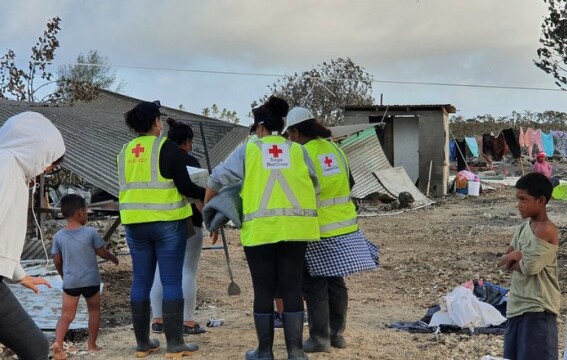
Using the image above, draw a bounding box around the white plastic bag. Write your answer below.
[429,286,506,329]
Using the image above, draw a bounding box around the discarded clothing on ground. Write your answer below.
[390,282,508,335]
[203,183,242,231]
[429,286,506,329]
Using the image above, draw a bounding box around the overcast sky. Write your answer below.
[1,0,565,125]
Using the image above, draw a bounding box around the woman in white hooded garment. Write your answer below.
[0,112,65,360]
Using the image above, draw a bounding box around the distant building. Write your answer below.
[343,104,456,196]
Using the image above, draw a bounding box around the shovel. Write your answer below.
[198,122,241,296]
[220,227,241,296]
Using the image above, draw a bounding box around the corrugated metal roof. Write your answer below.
[344,104,456,113]
[338,127,391,199]
[0,92,249,197]
[329,123,382,139]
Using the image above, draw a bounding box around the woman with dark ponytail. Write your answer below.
[284,107,380,353]
[205,96,320,360]
[149,118,207,336]
[118,102,204,358]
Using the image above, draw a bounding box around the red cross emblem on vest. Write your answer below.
[268,145,283,158]
[324,156,333,167]
[132,143,145,158]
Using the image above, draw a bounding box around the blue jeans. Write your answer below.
[151,228,204,321]
[126,220,188,303]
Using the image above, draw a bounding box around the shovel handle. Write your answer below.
[220,228,235,280]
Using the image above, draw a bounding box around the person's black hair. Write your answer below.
[515,172,553,204]
[124,101,162,134]
[288,119,332,139]
[60,193,87,219]
[52,155,65,166]
[252,96,289,132]
[166,118,194,145]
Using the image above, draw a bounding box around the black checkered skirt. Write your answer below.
[305,229,380,277]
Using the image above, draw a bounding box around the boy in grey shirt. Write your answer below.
[51,194,118,359]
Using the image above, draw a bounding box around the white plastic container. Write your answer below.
[467,181,481,197]
[186,166,209,203]
[186,166,209,188]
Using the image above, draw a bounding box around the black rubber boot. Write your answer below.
[244,313,275,360]
[162,299,199,358]
[282,312,308,360]
[303,299,331,353]
[329,286,348,349]
[131,301,160,358]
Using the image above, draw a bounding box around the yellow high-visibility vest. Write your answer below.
[240,135,319,246]
[117,136,192,224]
[304,138,358,238]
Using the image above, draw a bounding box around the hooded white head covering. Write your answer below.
[0,112,65,179]
[0,112,65,281]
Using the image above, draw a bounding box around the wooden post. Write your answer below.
[426,160,433,197]
[103,217,121,249]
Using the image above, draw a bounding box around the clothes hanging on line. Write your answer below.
[526,128,544,158]
[449,139,458,162]
[551,131,567,156]
[491,132,507,161]
[482,134,494,159]
[456,139,467,172]
[519,127,529,149]
[502,128,521,159]
[476,135,493,167]
[541,131,555,157]
[464,137,479,157]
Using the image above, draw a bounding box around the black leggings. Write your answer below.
[244,242,307,313]
[0,281,49,360]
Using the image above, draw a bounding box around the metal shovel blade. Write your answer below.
[220,228,241,296]
[228,281,241,296]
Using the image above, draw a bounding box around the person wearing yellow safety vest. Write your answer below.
[117,101,204,358]
[284,107,380,353]
[205,96,319,360]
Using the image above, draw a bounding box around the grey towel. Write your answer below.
[203,184,243,231]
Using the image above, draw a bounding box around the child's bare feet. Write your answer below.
[52,343,67,360]
[88,345,102,352]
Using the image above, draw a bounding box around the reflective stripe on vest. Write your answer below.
[320,218,358,234]
[119,200,188,211]
[318,195,352,207]
[305,138,358,238]
[240,136,319,246]
[117,136,191,223]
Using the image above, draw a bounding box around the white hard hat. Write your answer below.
[284,107,314,131]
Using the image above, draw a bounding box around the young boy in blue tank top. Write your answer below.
[499,172,560,360]
[51,194,119,359]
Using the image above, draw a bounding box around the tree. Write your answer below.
[55,49,124,102]
[254,57,375,126]
[0,17,61,101]
[535,0,567,88]
[202,104,240,124]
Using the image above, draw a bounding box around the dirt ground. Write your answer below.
[5,159,567,360]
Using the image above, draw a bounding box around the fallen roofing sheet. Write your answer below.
[8,273,90,330]
[338,127,391,199]
[373,167,433,206]
[339,126,433,204]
